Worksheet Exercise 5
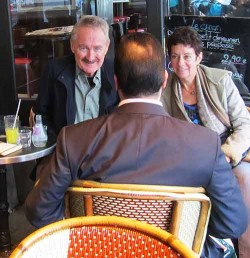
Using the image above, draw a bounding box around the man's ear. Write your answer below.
[161,70,168,90]
[114,75,124,100]
[104,40,110,55]
[70,40,75,54]
[114,75,118,91]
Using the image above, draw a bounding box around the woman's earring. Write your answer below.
[168,61,174,72]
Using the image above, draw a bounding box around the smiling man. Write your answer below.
[34,15,119,137]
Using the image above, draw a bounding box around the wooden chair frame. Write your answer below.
[10,216,197,258]
[65,180,211,256]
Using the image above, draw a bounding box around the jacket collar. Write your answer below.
[199,64,231,85]
[56,55,114,93]
[57,55,76,89]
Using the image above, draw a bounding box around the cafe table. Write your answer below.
[25,26,73,58]
[0,134,56,255]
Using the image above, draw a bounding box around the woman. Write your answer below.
[161,26,250,258]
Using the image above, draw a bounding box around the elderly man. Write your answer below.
[34,15,119,137]
[26,32,247,257]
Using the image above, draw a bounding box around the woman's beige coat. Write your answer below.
[161,65,250,166]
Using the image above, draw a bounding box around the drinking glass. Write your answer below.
[19,129,32,148]
[4,115,19,144]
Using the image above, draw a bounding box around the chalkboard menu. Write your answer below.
[165,15,250,92]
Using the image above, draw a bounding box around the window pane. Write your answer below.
[10,0,94,99]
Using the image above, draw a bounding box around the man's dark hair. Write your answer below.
[167,26,203,57]
[114,32,165,97]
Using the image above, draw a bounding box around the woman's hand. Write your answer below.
[243,152,250,162]
[225,156,231,163]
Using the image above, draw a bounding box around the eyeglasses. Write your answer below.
[170,54,196,62]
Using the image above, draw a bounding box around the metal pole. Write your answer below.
[0,166,11,252]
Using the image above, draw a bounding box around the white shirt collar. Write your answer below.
[119,98,163,107]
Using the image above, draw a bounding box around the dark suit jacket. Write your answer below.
[25,102,247,257]
[34,54,119,136]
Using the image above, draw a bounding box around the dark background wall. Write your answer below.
[165,15,250,91]
[0,0,17,115]
[0,0,34,126]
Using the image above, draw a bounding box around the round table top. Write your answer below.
[0,136,56,165]
[25,26,73,40]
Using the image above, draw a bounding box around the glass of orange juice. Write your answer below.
[4,115,19,144]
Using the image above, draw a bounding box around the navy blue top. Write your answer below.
[184,103,203,126]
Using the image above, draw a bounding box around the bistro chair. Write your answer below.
[13,27,38,97]
[10,216,197,258]
[28,107,36,127]
[14,57,36,97]
[111,22,125,48]
[65,180,211,256]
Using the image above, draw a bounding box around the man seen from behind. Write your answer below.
[25,32,247,258]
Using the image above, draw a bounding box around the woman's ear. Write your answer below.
[162,70,168,90]
[197,52,203,64]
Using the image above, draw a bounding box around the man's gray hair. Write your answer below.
[71,15,110,42]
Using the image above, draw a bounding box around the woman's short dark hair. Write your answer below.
[114,32,165,97]
[167,26,203,57]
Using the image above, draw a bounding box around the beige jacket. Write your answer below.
[161,65,250,166]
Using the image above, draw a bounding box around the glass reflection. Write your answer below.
[168,0,250,17]
[10,0,96,99]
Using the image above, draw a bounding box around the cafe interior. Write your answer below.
[1,0,250,257]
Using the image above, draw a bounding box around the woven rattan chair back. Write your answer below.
[65,180,211,256]
[10,216,196,258]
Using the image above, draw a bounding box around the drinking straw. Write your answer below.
[13,99,21,129]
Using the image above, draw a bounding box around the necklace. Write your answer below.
[182,86,196,96]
